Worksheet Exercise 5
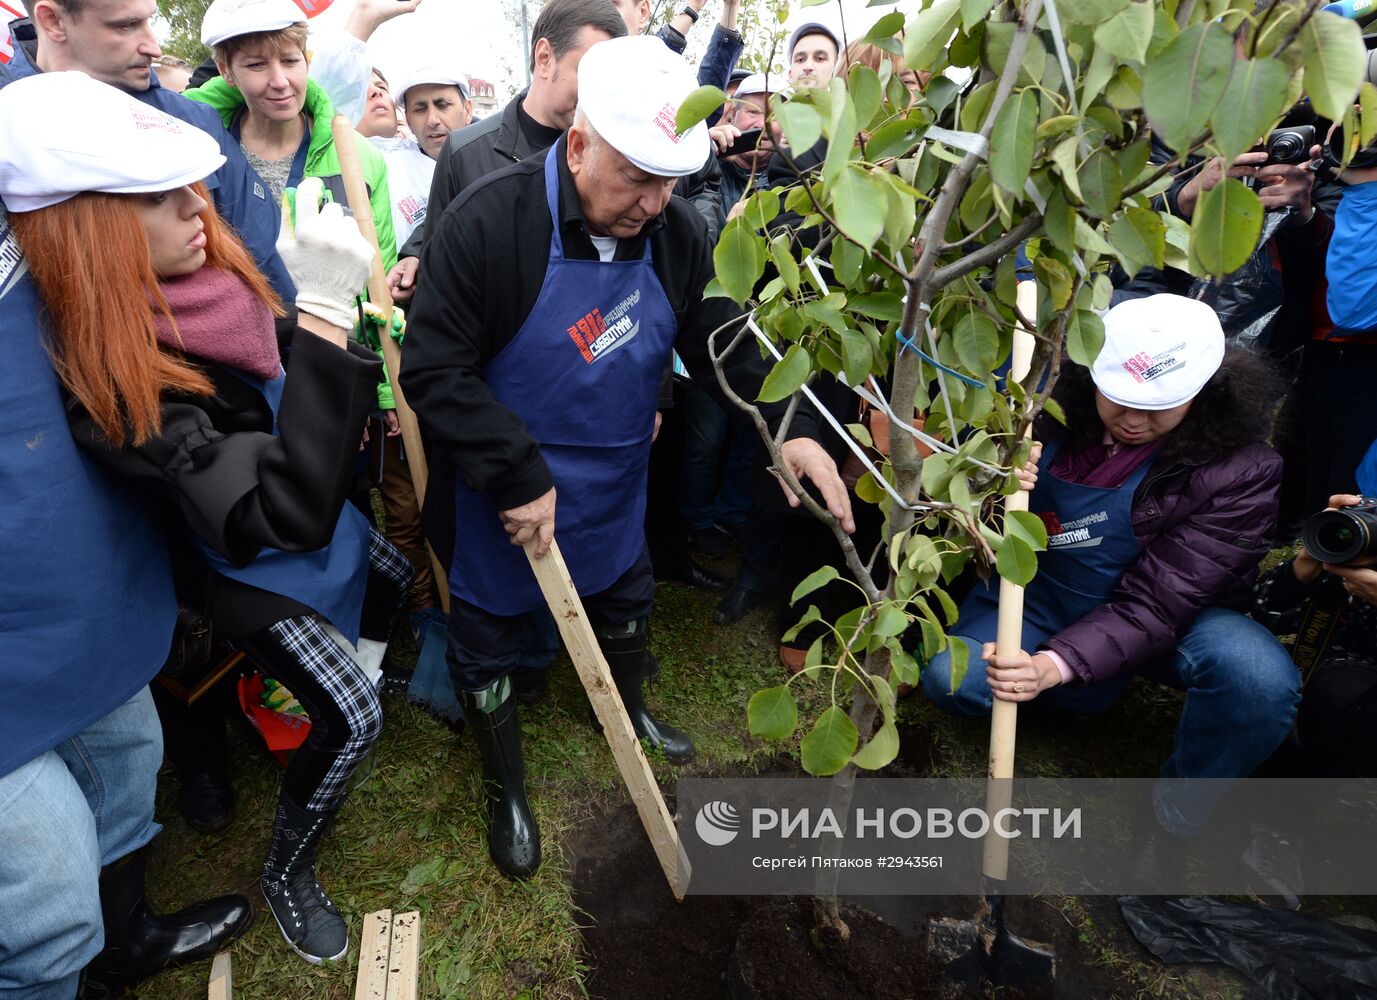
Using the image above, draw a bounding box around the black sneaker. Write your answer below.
[261,797,348,964]
[689,526,730,559]
[1241,821,1304,910]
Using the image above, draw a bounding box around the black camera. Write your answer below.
[1262,125,1316,166]
[1303,499,1377,565]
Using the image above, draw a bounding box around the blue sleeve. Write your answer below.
[657,23,687,55]
[698,24,744,90]
[1326,181,1377,331]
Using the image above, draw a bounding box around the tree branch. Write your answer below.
[930,213,1043,289]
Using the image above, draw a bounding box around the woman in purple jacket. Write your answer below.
[921,293,1300,886]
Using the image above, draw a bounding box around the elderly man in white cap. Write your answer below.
[401,34,851,878]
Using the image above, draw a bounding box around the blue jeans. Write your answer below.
[0,688,162,1000]
[920,608,1301,836]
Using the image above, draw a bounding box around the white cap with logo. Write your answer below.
[1091,294,1226,411]
[575,35,709,178]
[733,72,780,99]
[0,72,226,213]
[392,63,470,110]
[201,0,304,48]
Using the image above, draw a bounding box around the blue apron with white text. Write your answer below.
[448,146,678,615]
[193,368,372,643]
[957,435,1156,649]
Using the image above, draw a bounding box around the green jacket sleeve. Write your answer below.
[357,135,398,409]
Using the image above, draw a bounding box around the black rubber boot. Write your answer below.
[459,679,541,878]
[1123,804,1189,894]
[596,619,695,764]
[81,848,252,998]
[260,794,348,964]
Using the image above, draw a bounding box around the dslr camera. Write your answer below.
[1303,499,1377,566]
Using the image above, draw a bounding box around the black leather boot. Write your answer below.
[1123,804,1189,894]
[260,794,348,964]
[81,848,252,998]
[595,619,695,764]
[459,679,541,878]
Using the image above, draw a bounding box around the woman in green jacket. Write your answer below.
[188,0,400,406]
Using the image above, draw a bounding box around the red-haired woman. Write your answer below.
[0,72,411,966]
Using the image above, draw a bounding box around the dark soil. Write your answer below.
[570,798,1134,1000]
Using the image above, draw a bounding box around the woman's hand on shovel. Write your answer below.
[981,643,1062,702]
[1013,442,1042,492]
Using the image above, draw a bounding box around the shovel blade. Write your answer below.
[926,913,1055,995]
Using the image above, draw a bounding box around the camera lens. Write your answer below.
[1271,135,1301,160]
[1303,509,1372,564]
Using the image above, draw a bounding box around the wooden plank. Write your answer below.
[525,539,690,898]
[383,910,421,1000]
[207,951,232,1000]
[354,909,392,1000]
[329,114,449,614]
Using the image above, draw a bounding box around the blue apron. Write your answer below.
[2,235,176,777]
[449,146,678,615]
[957,435,1156,650]
[193,368,372,644]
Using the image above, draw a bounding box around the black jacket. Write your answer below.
[401,136,808,566]
[402,92,561,259]
[68,327,383,636]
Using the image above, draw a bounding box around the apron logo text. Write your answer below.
[566,303,641,365]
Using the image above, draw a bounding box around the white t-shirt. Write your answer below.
[589,234,618,262]
[370,136,435,247]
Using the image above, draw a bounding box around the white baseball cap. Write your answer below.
[1091,294,1226,411]
[392,63,470,110]
[733,73,779,99]
[575,35,709,178]
[0,72,226,213]
[202,0,304,48]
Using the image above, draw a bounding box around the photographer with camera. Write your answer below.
[1244,493,1377,907]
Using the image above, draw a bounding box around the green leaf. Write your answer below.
[713,219,763,304]
[849,65,884,127]
[800,705,860,776]
[791,565,839,603]
[873,605,909,638]
[851,720,900,770]
[982,21,1046,88]
[1080,148,1123,219]
[769,234,800,295]
[840,326,873,386]
[961,0,996,31]
[1043,396,1067,425]
[748,686,799,741]
[989,89,1038,196]
[1043,188,1077,255]
[400,857,445,894]
[1062,0,1130,26]
[1108,206,1167,275]
[674,85,727,132]
[832,164,889,250]
[996,534,1038,586]
[1067,309,1106,367]
[758,344,811,403]
[1093,0,1153,63]
[1142,23,1233,153]
[917,617,944,660]
[1361,81,1377,149]
[948,638,970,694]
[1210,57,1291,163]
[1301,11,1366,122]
[864,10,906,43]
[953,311,999,374]
[1036,115,1080,142]
[1050,136,1083,203]
[775,101,822,156]
[1191,177,1263,276]
[850,292,904,322]
[904,0,962,75]
[1033,257,1073,310]
[1006,509,1049,550]
[822,81,859,187]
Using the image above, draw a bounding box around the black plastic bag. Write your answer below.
[1185,210,1292,354]
[1119,895,1377,1000]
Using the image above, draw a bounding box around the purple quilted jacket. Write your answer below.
[1041,440,1282,685]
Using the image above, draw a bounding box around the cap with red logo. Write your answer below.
[0,72,225,212]
[1091,294,1226,411]
[575,35,709,178]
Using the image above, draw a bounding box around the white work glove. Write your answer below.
[277,177,375,331]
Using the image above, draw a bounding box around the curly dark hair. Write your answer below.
[1051,347,1286,468]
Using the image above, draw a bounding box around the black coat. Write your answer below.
[67,326,383,637]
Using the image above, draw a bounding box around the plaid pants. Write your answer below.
[238,529,412,812]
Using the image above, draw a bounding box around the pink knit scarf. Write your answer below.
[152,267,280,379]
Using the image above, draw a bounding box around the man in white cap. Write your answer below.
[715,71,780,231]
[6,0,295,299]
[377,62,472,244]
[400,34,851,879]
